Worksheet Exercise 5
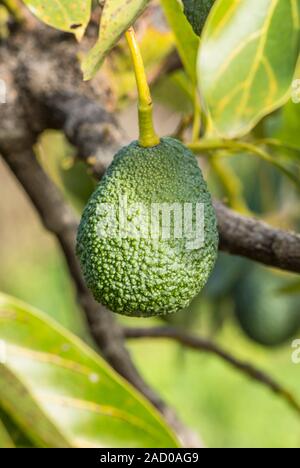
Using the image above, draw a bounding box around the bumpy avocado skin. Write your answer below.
[76,137,218,317]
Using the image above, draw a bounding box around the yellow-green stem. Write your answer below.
[188,139,300,189]
[125,27,160,148]
[192,91,201,142]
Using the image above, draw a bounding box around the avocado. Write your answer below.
[77,137,218,317]
[234,266,300,347]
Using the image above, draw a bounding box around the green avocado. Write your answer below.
[234,266,300,347]
[77,137,218,317]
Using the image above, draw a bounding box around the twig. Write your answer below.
[214,201,300,274]
[124,326,300,415]
[188,140,300,189]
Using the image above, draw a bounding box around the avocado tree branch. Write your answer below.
[124,326,300,416]
[214,201,300,274]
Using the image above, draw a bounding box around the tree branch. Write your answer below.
[214,201,300,274]
[124,326,300,416]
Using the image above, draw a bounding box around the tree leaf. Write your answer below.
[0,417,15,448]
[82,0,149,80]
[182,0,215,35]
[0,364,72,447]
[198,0,300,138]
[22,0,92,40]
[0,293,179,448]
[0,407,36,448]
[160,0,199,82]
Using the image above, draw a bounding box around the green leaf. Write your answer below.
[153,70,194,113]
[276,100,300,153]
[82,0,149,80]
[182,0,215,35]
[0,293,179,448]
[37,130,96,213]
[22,0,92,40]
[277,279,300,295]
[0,362,72,447]
[198,0,300,138]
[0,417,15,448]
[160,0,199,82]
[0,407,36,448]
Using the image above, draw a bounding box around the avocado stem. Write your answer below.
[125,27,160,148]
[2,0,23,21]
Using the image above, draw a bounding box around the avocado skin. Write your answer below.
[234,267,300,347]
[76,137,218,317]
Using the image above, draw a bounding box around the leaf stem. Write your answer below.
[188,139,300,189]
[125,27,160,147]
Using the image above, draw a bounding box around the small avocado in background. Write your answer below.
[204,253,248,300]
[234,266,300,347]
[77,137,218,317]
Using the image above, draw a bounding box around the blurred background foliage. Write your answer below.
[0,0,300,448]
